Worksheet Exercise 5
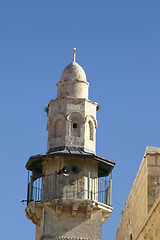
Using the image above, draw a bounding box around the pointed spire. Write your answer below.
[73,48,76,62]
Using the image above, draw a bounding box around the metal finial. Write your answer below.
[73,48,76,62]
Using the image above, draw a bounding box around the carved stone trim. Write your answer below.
[85,115,97,128]
[86,204,93,218]
[72,204,78,217]
[26,199,113,224]
[66,112,85,123]
[51,113,66,124]
[56,203,63,216]
[25,206,42,224]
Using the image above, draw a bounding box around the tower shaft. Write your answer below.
[25,49,115,240]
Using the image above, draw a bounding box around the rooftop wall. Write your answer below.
[136,195,160,240]
[116,146,160,240]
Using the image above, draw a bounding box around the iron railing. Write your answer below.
[27,172,112,206]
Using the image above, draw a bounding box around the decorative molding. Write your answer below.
[85,115,97,128]
[86,204,93,218]
[72,204,78,217]
[47,146,95,154]
[52,113,65,124]
[25,206,42,224]
[66,112,85,123]
[56,203,63,216]
[57,79,90,86]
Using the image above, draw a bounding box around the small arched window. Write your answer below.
[88,121,93,141]
[71,117,80,137]
[54,119,63,137]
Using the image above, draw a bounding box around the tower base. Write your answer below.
[25,199,113,240]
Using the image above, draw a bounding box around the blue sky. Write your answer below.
[1,0,160,239]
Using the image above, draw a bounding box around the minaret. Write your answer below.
[25,49,115,240]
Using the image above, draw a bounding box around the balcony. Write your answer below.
[27,171,112,206]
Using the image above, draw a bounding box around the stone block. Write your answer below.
[147,155,156,166]
[147,166,160,177]
[157,156,160,166]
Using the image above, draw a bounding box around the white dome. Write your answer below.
[60,61,87,82]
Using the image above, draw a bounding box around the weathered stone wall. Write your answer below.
[26,200,107,240]
[42,157,98,201]
[116,146,160,240]
[57,79,89,99]
[41,206,102,240]
[136,195,160,240]
[147,148,160,211]
[116,153,148,240]
[47,98,97,153]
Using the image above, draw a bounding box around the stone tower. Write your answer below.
[25,49,115,240]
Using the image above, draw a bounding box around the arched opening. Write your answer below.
[54,119,63,137]
[88,121,93,141]
[71,117,80,137]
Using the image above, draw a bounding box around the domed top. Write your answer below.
[60,61,87,82]
[60,48,87,82]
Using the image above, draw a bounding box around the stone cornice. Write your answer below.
[26,199,113,225]
[48,98,97,107]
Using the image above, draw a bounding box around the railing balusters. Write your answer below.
[27,172,112,206]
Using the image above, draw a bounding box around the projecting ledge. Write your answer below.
[25,204,43,224]
[25,199,113,224]
[93,201,113,224]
